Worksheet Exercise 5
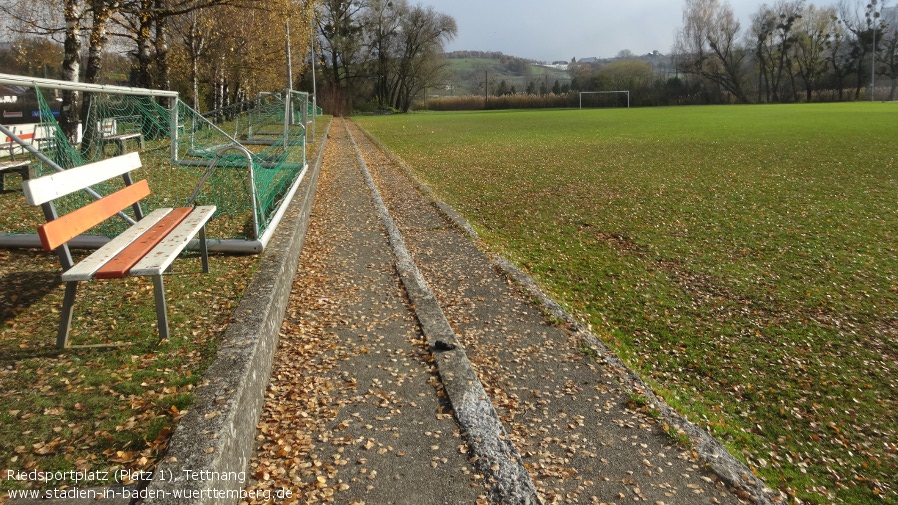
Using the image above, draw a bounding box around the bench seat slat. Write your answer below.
[38,180,151,251]
[61,208,174,282]
[131,206,216,276]
[94,208,192,279]
[0,160,30,170]
[104,133,142,140]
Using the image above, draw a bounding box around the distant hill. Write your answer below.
[432,51,572,97]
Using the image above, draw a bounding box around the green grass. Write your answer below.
[355,104,898,504]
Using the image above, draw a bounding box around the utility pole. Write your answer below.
[310,29,317,142]
[870,0,881,101]
[484,70,488,108]
[285,19,293,140]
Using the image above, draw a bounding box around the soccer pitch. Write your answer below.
[356,103,898,504]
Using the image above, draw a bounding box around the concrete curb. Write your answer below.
[345,123,542,505]
[355,123,785,505]
[141,119,332,505]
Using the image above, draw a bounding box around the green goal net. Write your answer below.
[0,74,311,250]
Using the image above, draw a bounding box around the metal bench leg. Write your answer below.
[57,281,79,349]
[199,225,210,273]
[0,167,30,192]
[152,274,170,341]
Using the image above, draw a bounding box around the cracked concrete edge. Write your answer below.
[353,121,786,505]
[141,119,332,505]
[344,122,542,505]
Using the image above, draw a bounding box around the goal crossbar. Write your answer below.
[579,91,630,109]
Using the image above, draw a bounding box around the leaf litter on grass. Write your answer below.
[0,188,259,495]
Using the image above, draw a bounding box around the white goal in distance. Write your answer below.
[579,91,630,109]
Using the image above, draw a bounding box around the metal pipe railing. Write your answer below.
[0,73,178,98]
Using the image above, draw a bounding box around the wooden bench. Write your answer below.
[98,118,145,155]
[22,152,216,348]
[1,135,31,191]
[0,158,30,191]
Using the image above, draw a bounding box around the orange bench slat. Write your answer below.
[94,207,193,279]
[37,180,151,252]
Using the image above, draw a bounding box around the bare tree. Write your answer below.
[826,12,853,100]
[793,4,837,101]
[752,5,780,102]
[879,6,898,99]
[675,0,750,103]
[317,0,366,90]
[751,1,803,102]
[364,0,404,109]
[390,4,456,111]
[838,0,883,99]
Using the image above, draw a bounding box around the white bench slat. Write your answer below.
[22,152,142,206]
[61,208,174,282]
[0,160,30,171]
[105,132,142,140]
[130,206,216,276]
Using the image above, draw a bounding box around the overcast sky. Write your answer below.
[422,0,833,62]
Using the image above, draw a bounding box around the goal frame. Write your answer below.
[579,91,630,109]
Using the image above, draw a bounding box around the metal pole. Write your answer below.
[286,20,293,93]
[871,18,877,101]
[170,97,179,163]
[0,73,177,97]
[310,29,317,142]
[286,19,294,135]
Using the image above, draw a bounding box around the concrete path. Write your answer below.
[243,120,489,504]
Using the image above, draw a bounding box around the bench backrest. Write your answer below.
[98,118,116,136]
[23,152,142,206]
[22,152,146,251]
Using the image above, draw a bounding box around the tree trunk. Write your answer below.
[192,55,200,110]
[81,0,117,156]
[59,0,85,144]
[154,0,171,91]
[134,0,154,88]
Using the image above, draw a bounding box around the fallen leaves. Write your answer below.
[243,122,481,503]
[0,245,257,492]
